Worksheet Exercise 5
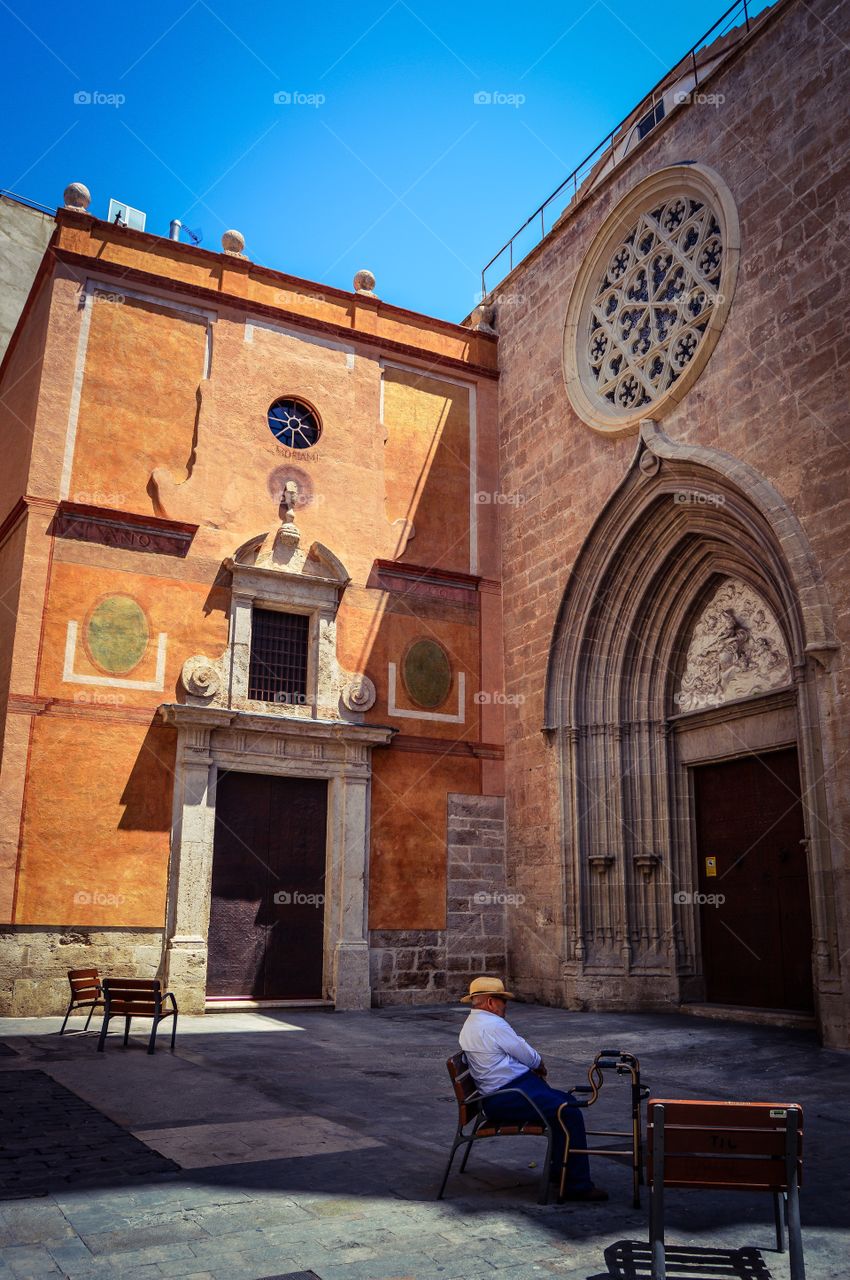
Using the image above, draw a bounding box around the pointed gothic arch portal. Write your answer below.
[544,420,842,1038]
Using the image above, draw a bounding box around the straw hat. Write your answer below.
[460,976,516,1004]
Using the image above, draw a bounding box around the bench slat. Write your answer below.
[648,1099,802,1129]
[648,1152,799,1189]
[648,1127,797,1157]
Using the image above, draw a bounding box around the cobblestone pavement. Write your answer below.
[0,1071,178,1199]
[0,1005,847,1280]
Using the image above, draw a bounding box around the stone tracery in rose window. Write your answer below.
[587,196,724,413]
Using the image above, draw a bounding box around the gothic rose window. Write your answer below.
[563,166,739,435]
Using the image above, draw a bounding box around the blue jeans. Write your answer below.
[482,1069,593,1191]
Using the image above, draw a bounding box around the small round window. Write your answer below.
[267,398,321,449]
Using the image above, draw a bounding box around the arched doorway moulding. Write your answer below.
[543,419,842,1036]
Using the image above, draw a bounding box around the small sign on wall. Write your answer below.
[705,856,717,878]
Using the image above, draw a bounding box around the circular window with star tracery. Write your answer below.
[267,397,322,449]
[563,165,740,436]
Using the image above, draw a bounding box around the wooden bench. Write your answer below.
[647,1098,805,1280]
[96,978,178,1055]
[60,968,104,1035]
[437,1051,554,1204]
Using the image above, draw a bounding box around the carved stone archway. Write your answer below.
[544,419,844,1044]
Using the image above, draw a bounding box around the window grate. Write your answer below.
[248,609,310,705]
[637,99,665,140]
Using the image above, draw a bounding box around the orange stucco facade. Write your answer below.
[0,211,504,1013]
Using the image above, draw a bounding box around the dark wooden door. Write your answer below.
[692,748,813,1011]
[206,772,327,999]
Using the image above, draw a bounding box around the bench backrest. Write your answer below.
[67,968,100,1000]
[447,1051,482,1125]
[102,977,162,1016]
[647,1098,803,1192]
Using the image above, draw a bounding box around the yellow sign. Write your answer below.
[705,857,717,877]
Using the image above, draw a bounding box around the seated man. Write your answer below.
[459,975,607,1201]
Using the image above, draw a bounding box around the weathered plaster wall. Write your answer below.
[0,216,504,1011]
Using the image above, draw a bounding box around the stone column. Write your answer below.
[331,771,372,1010]
[229,592,253,702]
[162,713,230,1012]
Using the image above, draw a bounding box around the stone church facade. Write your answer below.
[0,0,848,1047]
[489,0,849,1048]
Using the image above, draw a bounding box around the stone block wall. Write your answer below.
[0,927,165,1016]
[370,794,507,1004]
[491,0,850,1045]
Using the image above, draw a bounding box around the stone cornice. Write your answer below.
[50,242,500,381]
[158,703,396,746]
[667,685,797,730]
[53,501,198,558]
[0,495,58,550]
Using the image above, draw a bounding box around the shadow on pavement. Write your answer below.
[588,1239,776,1278]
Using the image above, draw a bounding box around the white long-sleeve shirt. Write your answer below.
[459,1008,541,1095]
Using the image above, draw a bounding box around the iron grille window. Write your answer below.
[248,609,310,705]
[637,99,665,140]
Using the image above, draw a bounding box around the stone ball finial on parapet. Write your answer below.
[221,229,247,257]
[353,268,377,297]
[469,302,496,334]
[63,182,91,212]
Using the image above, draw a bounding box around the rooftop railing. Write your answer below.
[480,0,772,298]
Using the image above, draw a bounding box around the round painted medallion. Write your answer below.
[402,638,452,709]
[85,595,149,675]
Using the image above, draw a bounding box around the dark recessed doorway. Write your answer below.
[692,748,813,1012]
[206,772,327,1000]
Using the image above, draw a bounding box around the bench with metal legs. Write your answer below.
[438,1051,554,1204]
[97,978,178,1055]
[59,968,104,1035]
[646,1098,805,1280]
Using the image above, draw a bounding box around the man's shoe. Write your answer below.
[560,1185,609,1202]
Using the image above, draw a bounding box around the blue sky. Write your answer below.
[1,0,769,322]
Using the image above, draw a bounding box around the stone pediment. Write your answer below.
[179,510,373,723]
[229,530,349,586]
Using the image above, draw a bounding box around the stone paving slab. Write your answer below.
[137,1118,383,1169]
[0,1006,848,1279]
